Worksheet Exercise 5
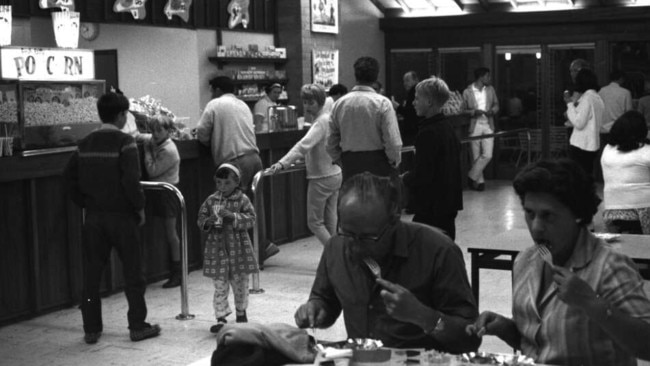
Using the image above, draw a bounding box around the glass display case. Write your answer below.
[0,80,105,152]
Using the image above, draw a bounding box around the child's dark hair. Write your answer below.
[97,92,129,123]
[214,164,241,184]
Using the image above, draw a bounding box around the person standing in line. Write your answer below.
[403,77,462,240]
[143,114,182,288]
[327,56,402,182]
[637,81,650,131]
[269,84,342,245]
[462,67,499,192]
[64,92,161,345]
[598,70,632,134]
[253,82,282,132]
[199,164,258,334]
[322,83,348,114]
[196,76,279,264]
[391,71,420,146]
[564,68,605,178]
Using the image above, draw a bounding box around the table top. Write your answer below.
[468,228,650,261]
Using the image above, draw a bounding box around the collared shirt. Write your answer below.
[566,89,604,152]
[309,221,478,352]
[196,93,259,166]
[598,82,632,133]
[278,110,341,180]
[326,85,402,167]
[513,228,650,366]
[471,84,488,124]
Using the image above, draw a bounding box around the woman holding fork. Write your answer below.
[466,159,650,365]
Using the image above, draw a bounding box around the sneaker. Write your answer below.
[236,312,248,323]
[264,243,280,261]
[210,317,227,333]
[84,331,101,344]
[130,324,161,342]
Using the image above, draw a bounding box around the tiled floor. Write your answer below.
[0,180,647,366]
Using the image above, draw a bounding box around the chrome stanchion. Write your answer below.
[140,181,195,320]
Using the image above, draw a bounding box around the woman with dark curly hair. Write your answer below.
[466,159,650,365]
[601,110,650,234]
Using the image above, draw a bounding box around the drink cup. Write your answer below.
[212,203,223,228]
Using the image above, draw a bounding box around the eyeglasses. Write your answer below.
[337,221,394,243]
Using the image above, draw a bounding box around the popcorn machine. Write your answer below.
[0,47,105,155]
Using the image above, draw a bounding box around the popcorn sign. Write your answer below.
[0,47,95,81]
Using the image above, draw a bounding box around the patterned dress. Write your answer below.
[198,189,259,282]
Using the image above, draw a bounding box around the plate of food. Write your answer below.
[460,351,535,365]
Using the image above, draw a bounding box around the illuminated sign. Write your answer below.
[0,47,95,80]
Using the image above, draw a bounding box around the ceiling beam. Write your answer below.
[449,0,465,11]
[424,0,438,11]
[368,0,387,13]
[395,0,412,13]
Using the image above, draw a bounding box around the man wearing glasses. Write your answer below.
[294,173,479,353]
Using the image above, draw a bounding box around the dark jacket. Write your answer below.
[404,113,463,216]
[397,86,418,146]
[64,125,145,214]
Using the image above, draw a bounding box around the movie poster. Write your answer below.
[312,49,338,90]
[310,0,337,34]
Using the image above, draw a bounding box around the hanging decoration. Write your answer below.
[39,0,75,12]
[227,0,250,29]
[113,0,148,20]
[164,0,192,22]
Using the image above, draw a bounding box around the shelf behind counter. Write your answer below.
[0,128,311,326]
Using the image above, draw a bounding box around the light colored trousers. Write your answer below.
[468,122,494,184]
[307,173,342,245]
[213,273,249,319]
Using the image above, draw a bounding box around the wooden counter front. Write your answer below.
[0,129,309,326]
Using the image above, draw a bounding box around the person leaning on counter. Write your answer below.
[294,172,480,353]
[466,159,650,365]
[253,82,282,131]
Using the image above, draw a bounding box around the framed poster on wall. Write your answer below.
[313,49,338,90]
[311,0,338,34]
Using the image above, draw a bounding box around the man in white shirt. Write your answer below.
[461,67,499,192]
[599,70,632,134]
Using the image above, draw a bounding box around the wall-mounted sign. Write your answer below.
[312,49,338,90]
[311,0,338,34]
[0,47,95,81]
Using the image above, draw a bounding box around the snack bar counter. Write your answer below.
[0,127,311,326]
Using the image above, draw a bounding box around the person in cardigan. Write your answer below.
[461,67,499,192]
[198,163,259,334]
[326,56,402,182]
[64,92,161,345]
[466,159,650,365]
[143,114,181,288]
[564,68,604,178]
[295,173,479,353]
[196,76,279,263]
[269,84,342,245]
[601,110,650,234]
[402,77,462,240]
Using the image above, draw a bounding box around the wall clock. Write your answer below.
[80,22,100,41]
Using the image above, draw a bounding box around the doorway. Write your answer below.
[94,49,119,92]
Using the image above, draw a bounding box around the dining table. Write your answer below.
[467,228,650,305]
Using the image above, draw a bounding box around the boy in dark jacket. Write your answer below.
[64,92,161,344]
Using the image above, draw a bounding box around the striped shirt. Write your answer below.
[512,228,650,366]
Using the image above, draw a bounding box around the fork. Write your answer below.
[362,257,382,279]
[536,245,554,267]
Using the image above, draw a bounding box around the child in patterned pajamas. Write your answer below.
[197,163,258,334]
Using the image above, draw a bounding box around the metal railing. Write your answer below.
[249,162,307,293]
[140,181,195,321]
[460,128,532,165]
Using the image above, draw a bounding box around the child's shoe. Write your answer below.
[210,317,227,333]
[236,311,248,323]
